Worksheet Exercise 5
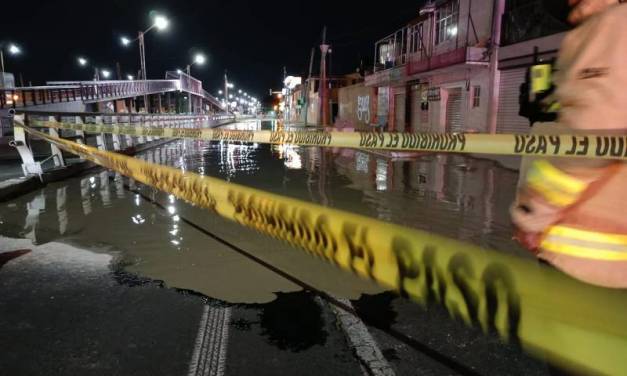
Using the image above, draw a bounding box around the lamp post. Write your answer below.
[1,43,21,74]
[224,71,234,114]
[121,14,169,112]
[185,53,206,113]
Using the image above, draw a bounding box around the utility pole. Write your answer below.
[487,0,505,134]
[304,47,315,126]
[138,31,149,112]
[116,62,122,80]
[319,26,330,126]
[186,65,192,113]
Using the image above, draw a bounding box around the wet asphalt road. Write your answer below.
[0,120,553,375]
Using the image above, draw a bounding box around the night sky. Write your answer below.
[0,0,424,98]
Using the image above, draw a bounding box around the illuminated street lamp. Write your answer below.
[76,56,102,80]
[218,90,223,95]
[120,13,169,80]
[121,13,170,111]
[101,70,111,79]
[185,52,206,113]
[1,43,21,74]
[127,74,134,80]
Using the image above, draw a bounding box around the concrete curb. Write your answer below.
[0,138,177,203]
[319,296,396,376]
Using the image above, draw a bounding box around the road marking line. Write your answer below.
[188,304,231,376]
[320,297,396,376]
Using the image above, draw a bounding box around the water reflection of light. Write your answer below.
[169,229,178,236]
[283,146,302,170]
[135,194,141,207]
[172,215,180,222]
[376,159,388,191]
[356,152,369,173]
[167,205,176,214]
[168,195,175,204]
[218,140,260,177]
[132,214,146,224]
[171,240,180,246]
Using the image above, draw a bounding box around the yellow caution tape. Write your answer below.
[33,119,627,160]
[19,122,627,375]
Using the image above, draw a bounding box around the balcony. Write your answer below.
[372,27,408,73]
[407,45,488,76]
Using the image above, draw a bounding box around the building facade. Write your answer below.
[362,0,494,133]
[337,0,570,134]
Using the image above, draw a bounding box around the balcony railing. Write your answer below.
[373,27,408,73]
[0,77,225,110]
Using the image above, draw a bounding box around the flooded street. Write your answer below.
[0,120,550,375]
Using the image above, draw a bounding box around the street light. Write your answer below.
[8,44,20,55]
[193,54,206,65]
[185,52,206,113]
[101,69,111,79]
[121,13,170,111]
[127,74,134,80]
[153,15,169,30]
[1,43,21,74]
[218,90,223,95]
[76,56,101,80]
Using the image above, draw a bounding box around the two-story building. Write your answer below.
[363,0,494,133]
[339,0,570,135]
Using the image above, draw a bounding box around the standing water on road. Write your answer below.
[0,120,549,375]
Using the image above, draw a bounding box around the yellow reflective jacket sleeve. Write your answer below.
[523,5,627,207]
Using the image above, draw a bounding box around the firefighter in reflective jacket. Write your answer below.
[511,0,627,288]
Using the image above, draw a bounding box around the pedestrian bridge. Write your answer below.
[0,71,224,113]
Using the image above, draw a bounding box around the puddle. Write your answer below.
[0,120,527,305]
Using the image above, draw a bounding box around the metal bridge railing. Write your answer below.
[0,75,224,110]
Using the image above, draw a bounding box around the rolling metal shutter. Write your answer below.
[496,68,531,134]
[445,87,463,133]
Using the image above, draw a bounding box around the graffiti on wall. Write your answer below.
[357,95,370,124]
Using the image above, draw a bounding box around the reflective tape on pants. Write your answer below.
[18,122,627,375]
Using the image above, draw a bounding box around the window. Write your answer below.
[436,1,459,44]
[472,86,481,108]
[408,23,424,54]
[378,42,394,66]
